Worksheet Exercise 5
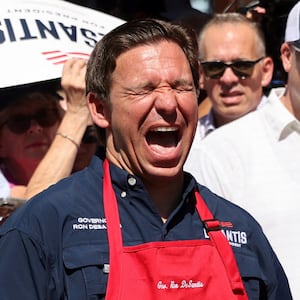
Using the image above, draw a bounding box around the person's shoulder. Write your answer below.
[267,87,285,102]
[186,114,259,172]
[0,156,104,235]
[198,183,262,230]
[36,155,103,198]
[213,112,257,137]
[199,109,263,151]
[37,155,104,203]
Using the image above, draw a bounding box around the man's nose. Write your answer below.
[219,66,240,83]
[154,89,178,115]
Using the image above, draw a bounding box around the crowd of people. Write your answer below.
[0,58,100,223]
[0,0,299,299]
[185,2,300,298]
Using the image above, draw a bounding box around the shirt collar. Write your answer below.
[199,110,216,139]
[264,87,300,140]
[105,159,197,205]
[199,95,268,139]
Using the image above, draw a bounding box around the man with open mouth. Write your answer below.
[0,18,292,300]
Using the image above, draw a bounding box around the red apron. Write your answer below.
[103,159,248,299]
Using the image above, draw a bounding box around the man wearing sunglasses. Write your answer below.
[185,3,300,298]
[186,12,274,142]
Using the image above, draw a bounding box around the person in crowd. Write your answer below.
[0,81,62,193]
[0,58,98,201]
[0,18,292,299]
[184,2,300,298]
[189,12,274,141]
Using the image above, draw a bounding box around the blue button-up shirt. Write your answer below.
[0,156,292,299]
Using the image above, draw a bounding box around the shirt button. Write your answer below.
[121,191,127,198]
[127,176,137,187]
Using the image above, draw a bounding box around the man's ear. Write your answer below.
[261,56,274,87]
[87,92,110,128]
[280,42,293,73]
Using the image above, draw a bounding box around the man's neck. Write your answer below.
[213,111,231,128]
[281,92,300,121]
[144,175,184,221]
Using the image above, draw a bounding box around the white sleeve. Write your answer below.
[0,171,10,199]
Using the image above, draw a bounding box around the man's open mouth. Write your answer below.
[146,126,179,151]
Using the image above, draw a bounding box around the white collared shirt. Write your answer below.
[185,88,300,299]
[196,95,269,140]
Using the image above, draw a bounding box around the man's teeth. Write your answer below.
[151,127,177,132]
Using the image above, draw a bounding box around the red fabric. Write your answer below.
[103,159,248,299]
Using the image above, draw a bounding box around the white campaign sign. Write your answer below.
[0,0,125,88]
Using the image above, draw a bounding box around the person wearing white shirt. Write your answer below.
[185,3,300,298]
[192,12,273,141]
[196,94,269,140]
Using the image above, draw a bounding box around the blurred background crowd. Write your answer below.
[65,0,299,90]
[1,1,299,297]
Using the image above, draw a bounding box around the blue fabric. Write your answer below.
[0,156,292,299]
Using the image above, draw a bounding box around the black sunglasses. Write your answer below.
[200,57,265,79]
[1,109,60,134]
